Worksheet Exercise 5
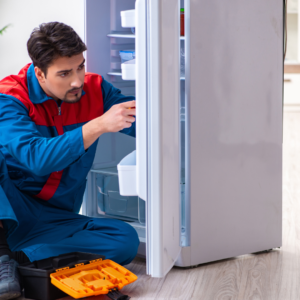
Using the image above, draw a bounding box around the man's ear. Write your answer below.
[34,66,46,83]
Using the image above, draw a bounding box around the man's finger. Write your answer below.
[124,122,133,128]
[125,108,136,116]
[125,116,136,123]
[123,100,136,108]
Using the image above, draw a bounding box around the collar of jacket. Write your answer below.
[27,63,86,104]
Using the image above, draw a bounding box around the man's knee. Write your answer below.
[90,218,140,265]
[115,222,139,265]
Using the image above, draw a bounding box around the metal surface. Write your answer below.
[187,0,283,266]
[107,72,122,76]
[107,33,135,38]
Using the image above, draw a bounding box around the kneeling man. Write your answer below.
[0,22,139,299]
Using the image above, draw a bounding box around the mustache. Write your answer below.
[67,84,84,93]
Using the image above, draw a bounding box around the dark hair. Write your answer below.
[27,22,87,77]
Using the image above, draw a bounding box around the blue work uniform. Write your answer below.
[0,63,139,265]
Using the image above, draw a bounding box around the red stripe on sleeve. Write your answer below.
[34,170,64,201]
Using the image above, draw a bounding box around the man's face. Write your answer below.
[35,53,85,103]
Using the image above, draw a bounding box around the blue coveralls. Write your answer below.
[0,64,139,265]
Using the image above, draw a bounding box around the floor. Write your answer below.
[19,82,300,300]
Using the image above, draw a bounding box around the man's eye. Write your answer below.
[60,72,68,77]
[78,65,85,70]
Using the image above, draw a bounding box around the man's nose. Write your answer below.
[70,75,82,88]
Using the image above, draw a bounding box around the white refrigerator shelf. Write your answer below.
[107,33,135,39]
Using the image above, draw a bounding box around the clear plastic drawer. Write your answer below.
[89,167,145,224]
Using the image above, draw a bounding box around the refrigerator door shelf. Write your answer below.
[117,150,138,197]
[121,59,136,80]
[121,9,135,28]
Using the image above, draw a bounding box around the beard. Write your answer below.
[61,84,84,103]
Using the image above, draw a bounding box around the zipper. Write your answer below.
[54,103,64,135]
[54,104,63,174]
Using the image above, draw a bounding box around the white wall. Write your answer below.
[0,0,84,80]
[286,14,298,62]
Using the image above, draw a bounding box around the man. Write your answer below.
[0,22,139,299]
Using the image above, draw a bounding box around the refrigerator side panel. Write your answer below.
[187,0,283,265]
[147,0,181,277]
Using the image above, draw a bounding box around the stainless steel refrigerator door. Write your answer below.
[143,0,182,277]
[186,0,283,266]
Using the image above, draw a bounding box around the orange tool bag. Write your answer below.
[18,252,137,300]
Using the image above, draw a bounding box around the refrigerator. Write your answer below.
[81,0,283,278]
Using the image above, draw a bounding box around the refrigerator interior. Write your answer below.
[82,0,187,255]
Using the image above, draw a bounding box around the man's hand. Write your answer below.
[99,100,136,133]
[82,100,136,150]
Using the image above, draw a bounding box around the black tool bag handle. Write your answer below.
[107,289,130,300]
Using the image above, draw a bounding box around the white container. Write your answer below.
[121,59,136,80]
[120,10,135,28]
[117,150,137,196]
